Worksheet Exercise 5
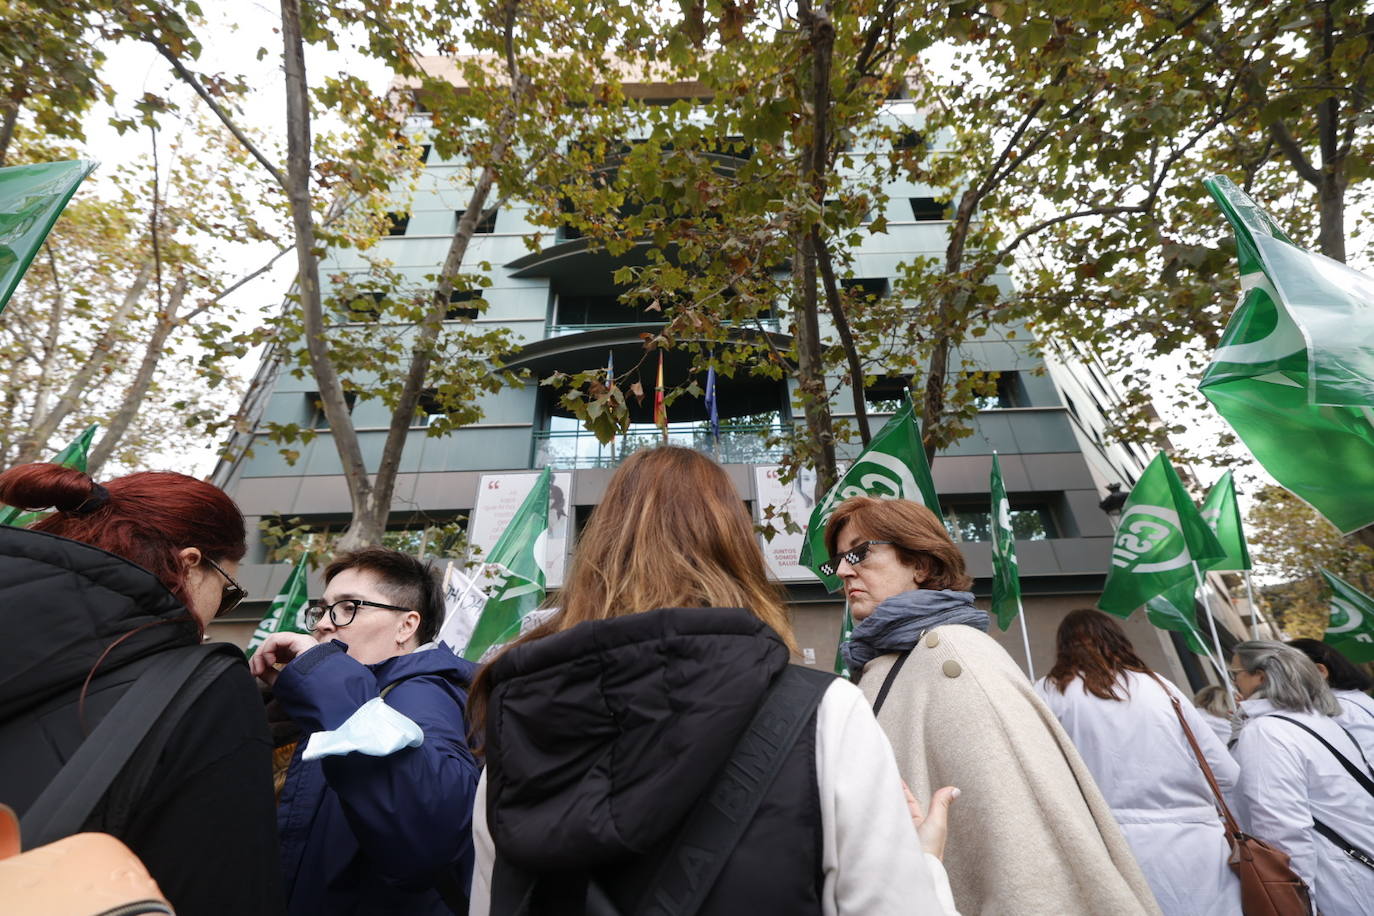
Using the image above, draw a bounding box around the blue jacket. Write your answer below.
[274,640,480,915]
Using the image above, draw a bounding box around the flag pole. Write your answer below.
[1016,598,1034,680]
[1193,561,1236,707]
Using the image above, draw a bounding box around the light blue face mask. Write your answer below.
[302,697,424,761]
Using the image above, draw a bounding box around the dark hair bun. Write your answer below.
[0,463,99,513]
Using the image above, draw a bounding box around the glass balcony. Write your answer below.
[543,318,782,338]
[532,422,788,469]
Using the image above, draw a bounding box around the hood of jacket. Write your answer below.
[0,526,199,721]
[482,606,790,871]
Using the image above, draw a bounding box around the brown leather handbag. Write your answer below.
[1154,676,1313,916]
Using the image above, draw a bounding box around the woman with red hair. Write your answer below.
[0,462,284,915]
[1036,609,1240,916]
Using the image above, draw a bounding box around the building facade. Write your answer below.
[210,77,1250,688]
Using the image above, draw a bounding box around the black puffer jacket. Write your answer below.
[482,606,825,916]
[0,526,285,915]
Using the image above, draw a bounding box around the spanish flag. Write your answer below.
[654,351,667,437]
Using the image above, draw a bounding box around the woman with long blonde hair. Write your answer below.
[466,446,958,916]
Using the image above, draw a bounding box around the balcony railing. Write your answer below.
[543,318,782,338]
[533,423,788,469]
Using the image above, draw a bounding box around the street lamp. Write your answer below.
[1099,483,1128,529]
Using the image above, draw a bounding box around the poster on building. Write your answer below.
[469,471,573,588]
[754,465,819,582]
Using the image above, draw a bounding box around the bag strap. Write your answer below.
[870,650,911,716]
[1312,819,1374,872]
[1147,672,1245,839]
[19,643,239,849]
[635,664,833,916]
[1268,714,1374,797]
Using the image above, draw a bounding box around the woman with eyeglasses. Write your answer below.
[249,547,480,916]
[0,462,284,915]
[1229,640,1374,916]
[825,497,1160,915]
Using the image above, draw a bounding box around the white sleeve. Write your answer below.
[468,769,494,916]
[816,678,959,916]
[1169,680,1241,807]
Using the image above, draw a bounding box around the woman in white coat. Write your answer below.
[1035,610,1240,916]
[1231,640,1374,916]
[1288,638,1374,763]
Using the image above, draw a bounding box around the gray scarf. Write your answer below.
[842,589,988,678]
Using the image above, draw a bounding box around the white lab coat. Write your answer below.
[1197,710,1235,747]
[1334,689,1374,765]
[1232,697,1374,916]
[1035,671,1241,916]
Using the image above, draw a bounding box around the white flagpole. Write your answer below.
[1016,598,1035,680]
[1193,561,1236,708]
[1242,569,1272,639]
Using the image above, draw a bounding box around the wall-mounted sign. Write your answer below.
[754,465,820,583]
[469,471,574,588]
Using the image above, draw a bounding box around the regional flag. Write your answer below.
[799,393,941,592]
[0,160,97,315]
[1199,176,1374,535]
[245,555,311,658]
[1319,569,1374,664]
[653,351,667,434]
[1199,470,1252,572]
[705,364,720,443]
[0,423,99,527]
[1098,452,1226,616]
[463,467,552,661]
[989,453,1022,630]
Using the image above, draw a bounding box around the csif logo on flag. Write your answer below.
[1330,596,1372,644]
[814,451,925,531]
[1111,505,1190,574]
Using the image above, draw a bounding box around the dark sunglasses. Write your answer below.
[304,598,413,631]
[818,540,893,577]
[203,556,247,618]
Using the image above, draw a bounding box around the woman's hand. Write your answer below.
[249,632,321,687]
[904,781,960,861]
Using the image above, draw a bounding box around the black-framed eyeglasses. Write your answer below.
[203,556,247,618]
[304,598,413,631]
[819,540,894,577]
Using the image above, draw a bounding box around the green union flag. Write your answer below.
[1320,569,1374,664]
[0,160,97,315]
[799,396,941,592]
[1145,579,1210,656]
[1199,176,1374,535]
[1099,452,1226,616]
[989,453,1022,630]
[0,423,99,527]
[463,467,551,662]
[245,555,311,658]
[1199,470,1252,572]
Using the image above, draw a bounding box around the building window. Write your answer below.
[308,391,358,429]
[446,289,482,321]
[970,371,1028,410]
[419,144,432,164]
[456,209,497,234]
[415,389,444,427]
[385,213,410,236]
[909,197,949,221]
[894,130,925,150]
[941,499,1059,543]
[1064,395,1080,420]
[553,292,660,327]
[842,278,889,301]
[864,375,914,413]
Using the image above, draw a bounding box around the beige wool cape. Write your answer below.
[858,624,1162,916]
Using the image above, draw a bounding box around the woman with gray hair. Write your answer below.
[1230,640,1374,915]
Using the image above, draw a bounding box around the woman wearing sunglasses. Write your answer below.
[0,462,284,915]
[825,497,1160,915]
